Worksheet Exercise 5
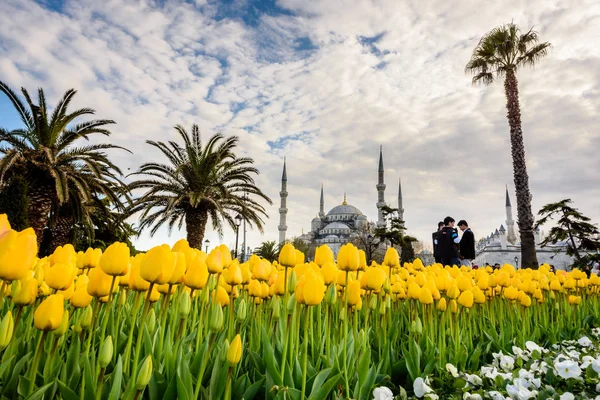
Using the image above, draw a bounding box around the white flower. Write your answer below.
[463,393,482,400]
[578,336,593,347]
[486,391,507,400]
[372,387,394,400]
[525,341,544,354]
[512,346,529,361]
[446,363,459,378]
[596,382,600,392]
[581,355,595,369]
[500,355,515,371]
[555,360,582,379]
[413,377,434,398]
[567,350,581,360]
[466,374,483,386]
[506,380,538,400]
[559,393,575,400]
[592,357,600,374]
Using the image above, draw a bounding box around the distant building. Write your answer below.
[474,188,573,269]
[279,147,403,256]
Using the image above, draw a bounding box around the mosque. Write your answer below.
[277,147,403,255]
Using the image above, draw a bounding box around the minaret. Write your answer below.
[505,186,517,244]
[376,146,386,228]
[397,177,404,222]
[318,184,325,218]
[278,159,288,244]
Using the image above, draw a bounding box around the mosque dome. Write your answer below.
[323,222,350,230]
[326,193,363,217]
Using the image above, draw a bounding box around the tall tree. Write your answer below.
[130,124,272,249]
[253,241,279,263]
[466,23,550,269]
[0,81,126,245]
[535,199,600,266]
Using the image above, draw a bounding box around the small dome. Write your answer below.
[312,216,321,222]
[357,215,367,220]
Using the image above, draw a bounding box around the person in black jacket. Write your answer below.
[432,221,444,263]
[458,220,475,266]
[439,216,461,266]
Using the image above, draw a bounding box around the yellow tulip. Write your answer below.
[46,263,77,291]
[168,252,186,284]
[99,242,130,276]
[520,294,532,307]
[447,284,460,299]
[360,267,386,292]
[87,267,114,298]
[419,288,434,305]
[337,244,359,272]
[218,244,232,268]
[240,263,251,284]
[227,334,243,365]
[184,257,209,290]
[449,299,458,313]
[358,250,367,270]
[503,286,519,301]
[457,290,474,308]
[457,275,472,291]
[171,238,190,253]
[550,279,562,291]
[295,249,305,265]
[129,254,150,292]
[0,214,10,238]
[278,243,297,267]
[51,244,77,267]
[206,248,224,274]
[320,261,338,285]
[224,261,243,286]
[141,245,175,284]
[437,297,447,311]
[303,269,325,306]
[71,285,93,308]
[347,280,361,306]
[408,282,422,300]
[0,311,14,350]
[13,278,38,306]
[382,248,400,268]
[0,228,38,281]
[314,245,334,267]
[82,248,102,269]
[216,285,230,306]
[34,294,64,331]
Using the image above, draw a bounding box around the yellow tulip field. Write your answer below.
[0,214,599,399]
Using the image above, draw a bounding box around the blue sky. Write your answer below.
[1,0,599,252]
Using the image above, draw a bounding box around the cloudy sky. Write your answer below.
[1,0,599,252]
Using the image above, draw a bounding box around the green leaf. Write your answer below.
[161,374,178,400]
[107,356,123,400]
[57,380,80,400]
[4,352,32,396]
[356,349,370,389]
[307,372,342,400]
[233,373,250,400]
[241,377,264,400]
[24,382,54,400]
[0,354,15,381]
[308,367,331,398]
[261,330,282,386]
[83,357,96,400]
[453,378,467,389]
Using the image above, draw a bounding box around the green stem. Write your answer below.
[301,306,311,400]
[193,332,213,399]
[131,283,155,384]
[224,367,233,400]
[95,367,105,400]
[343,270,350,397]
[124,291,143,374]
[28,331,48,395]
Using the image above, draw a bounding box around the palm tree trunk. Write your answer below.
[48,207,74,253]
[186,208,208,250]
[27,185,53,246]
[504,69,539,269]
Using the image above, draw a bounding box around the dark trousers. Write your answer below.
[441,256,460,267]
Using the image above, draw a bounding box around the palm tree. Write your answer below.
[0,81,127,245]
[130,124,272,249]
[253,241,279,262]
[466,23,550,269]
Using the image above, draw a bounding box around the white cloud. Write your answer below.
[0,0,598,253]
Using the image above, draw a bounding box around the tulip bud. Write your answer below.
[13,278,38,305]
[325,284,337,305]
[99,336,113,368]
[200,286,210,304]
[53,310,70,337]
[208,304,224,332]
[385,295,391,309]
[236,299,247,322]
[136,355,153,390]
[0,311,14,350]
[287,271,297,294]
[80,305,93,328]
[378,301,386,316]
[227,334,243,366]
[286,293,296,313]
[178,291,191,318]
[339,307,346,321]
[147,309,156,332]
[437,298,447,311]
[271,297,281,320]
[369,295,377,310]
